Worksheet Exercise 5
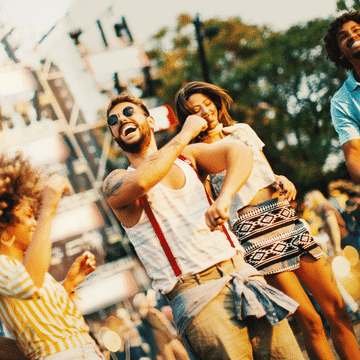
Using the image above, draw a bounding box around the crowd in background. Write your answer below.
[301,180,360,257]
[87,289,190,360]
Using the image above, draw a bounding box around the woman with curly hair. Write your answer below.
[0,152,105,360]
[175,81,360,360]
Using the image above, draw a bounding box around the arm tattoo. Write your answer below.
[103,172,124,198]
[166,138,183,151]
[142,138,183,166]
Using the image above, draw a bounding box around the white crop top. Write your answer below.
[210,123,276,227]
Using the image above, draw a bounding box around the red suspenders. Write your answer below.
[139,155,235,277]
[139,195,182,277]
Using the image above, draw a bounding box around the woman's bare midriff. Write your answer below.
[236,185,295,236]
[249,186,279,205]
[237,186,279,216]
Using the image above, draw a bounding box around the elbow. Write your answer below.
[136,177,150,194]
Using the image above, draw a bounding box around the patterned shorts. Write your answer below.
[232,197,323,275]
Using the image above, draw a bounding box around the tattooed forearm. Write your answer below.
[141,137,184,167]
[103,171,124,198]
[165,137,183,152]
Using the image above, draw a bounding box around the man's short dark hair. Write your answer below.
[106,93,150,118]
[324,11,360,69]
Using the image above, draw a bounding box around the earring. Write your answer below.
[1,231,15,246]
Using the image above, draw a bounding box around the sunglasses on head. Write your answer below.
[107,106,135,126]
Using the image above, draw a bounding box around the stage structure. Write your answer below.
[0,11,178,315]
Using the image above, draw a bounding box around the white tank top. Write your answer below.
[124,158,242,294]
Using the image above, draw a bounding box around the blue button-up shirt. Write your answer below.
[331,69,360,145]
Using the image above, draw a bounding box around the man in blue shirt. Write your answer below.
[324,11,360,182]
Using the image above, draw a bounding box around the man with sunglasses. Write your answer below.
[102,93,304,360]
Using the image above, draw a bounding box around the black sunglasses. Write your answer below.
[107,106,135,126]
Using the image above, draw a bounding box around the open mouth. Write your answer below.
[350,40,360,49]
[121,123,138,137]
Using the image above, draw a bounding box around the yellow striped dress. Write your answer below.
[0,255,93,360]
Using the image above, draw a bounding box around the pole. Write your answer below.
[193,13,211,83]
[96,19,108,48]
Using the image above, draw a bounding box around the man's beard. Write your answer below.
[114,124,152,154]
[353,50,360,60]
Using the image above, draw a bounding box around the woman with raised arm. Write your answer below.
[175,81,360,360]
[0,151,105,360]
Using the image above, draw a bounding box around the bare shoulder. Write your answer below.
[102,168,143,226]
[102,168,128,199]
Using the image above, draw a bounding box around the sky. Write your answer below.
[0,0,343,124]
[0,0,347,173]
[0,0,340,47]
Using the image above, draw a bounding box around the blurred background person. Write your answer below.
[111,308,151,360]
[133,291,190,360]
[302,189,360,322]
[303,190,346,257]
[328,180,353,213]
[340,187,360,253]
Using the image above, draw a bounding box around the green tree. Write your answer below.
[147,15,265,107]
[229,18,349,196]
[337,0,360,11]
[146,9,351,197]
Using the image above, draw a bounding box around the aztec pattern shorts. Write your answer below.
[232,197,323,275]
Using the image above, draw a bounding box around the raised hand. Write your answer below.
[62,251,97,294]
[182,115,208,139]
[42,174,71,216]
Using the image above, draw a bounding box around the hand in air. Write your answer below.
[42,174,71,213]
[65,251,97,289]
[182,115,208,139]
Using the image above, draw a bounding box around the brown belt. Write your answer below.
[165,254,245,301]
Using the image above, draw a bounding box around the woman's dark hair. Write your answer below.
[175,81,235,133]
[0,152,43,233]
[324,11,360,69]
